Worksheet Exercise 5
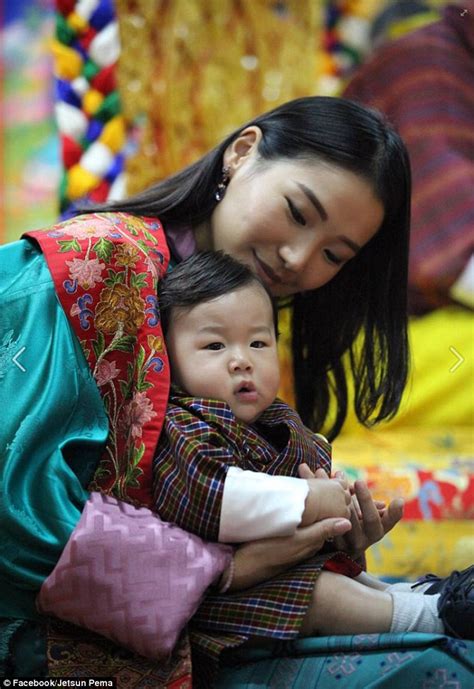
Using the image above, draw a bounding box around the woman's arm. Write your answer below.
[227,516,353,591]
[225,467,404,593]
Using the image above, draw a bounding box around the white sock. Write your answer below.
[389,591,444,634]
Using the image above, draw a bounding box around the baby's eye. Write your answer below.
[204,342,224,350]
[324,249,344,266]
[250,340,267,349]
[285,197,306,226]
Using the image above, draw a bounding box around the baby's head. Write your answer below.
[160,252,280,423]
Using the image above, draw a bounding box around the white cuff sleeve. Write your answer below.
[218,467,309,542]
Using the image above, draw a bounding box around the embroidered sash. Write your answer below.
[25,212,170,506]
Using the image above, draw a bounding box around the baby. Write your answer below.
[155,251,352,545]
[153,251,473,643]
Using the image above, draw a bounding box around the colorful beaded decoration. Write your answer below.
[52,0,126,218]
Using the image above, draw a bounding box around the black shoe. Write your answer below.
[410,572,444,593]
[423,566,474,639]
[410,565,473,595]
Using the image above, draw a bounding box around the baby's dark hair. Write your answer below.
[159,251,278,336]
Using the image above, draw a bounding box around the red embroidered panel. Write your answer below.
[25,212,170,506]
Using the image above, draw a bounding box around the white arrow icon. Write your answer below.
[12,346,26,372]
[449,346,465,373]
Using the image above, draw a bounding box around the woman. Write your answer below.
[1,96,409,681]
[101,94,411,440]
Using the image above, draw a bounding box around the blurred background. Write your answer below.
[1,0,57,243]
[1,0,451,244]
[1,0,472,580]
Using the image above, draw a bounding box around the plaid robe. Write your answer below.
[153,390,332,542]
[153,389,361,680]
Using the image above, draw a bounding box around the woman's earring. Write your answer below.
[215,166,231,202]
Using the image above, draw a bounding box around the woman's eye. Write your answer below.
[250,340,267,349]
[324,249,344,266]
[204,342,224,350]
[285,197,306,226]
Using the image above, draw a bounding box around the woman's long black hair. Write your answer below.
[86,96,411,440]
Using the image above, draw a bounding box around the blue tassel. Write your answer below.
[56,78,82,108]
[90,0,116,31]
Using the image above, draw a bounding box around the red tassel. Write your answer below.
[55,0,76,16]
[323,30,338,52]
[79,26,98,51]
[61,135,84,169]
[89,179,111,202]
[91,65,117,95]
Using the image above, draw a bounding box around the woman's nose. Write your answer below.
[279,236,317,273]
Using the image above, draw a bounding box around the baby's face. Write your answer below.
[166,282,280,423]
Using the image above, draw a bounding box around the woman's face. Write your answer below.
[202,128,385,297]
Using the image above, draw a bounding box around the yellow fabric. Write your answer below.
[387,11,440,40]
[67,11,89,33]
[332,427,473,578]
[341,307,474,434]
[278,306,474,431]
[278,307,473,579]
[114,0,324,194]
[366,521,473,579]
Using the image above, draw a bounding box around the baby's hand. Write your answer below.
[298,464,403,556]
[300,475,352,526]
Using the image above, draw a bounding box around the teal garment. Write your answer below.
[0,618,47,677]
[216,633,474,689]
[0,239,108,620]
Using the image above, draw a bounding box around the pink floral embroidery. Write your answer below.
[27,213,170,505]
[123,391,157,439]
[64,224,112,240]
[66,257,105,289]
[95,359,120,387]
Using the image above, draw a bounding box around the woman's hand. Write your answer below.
[332,478,404,558]
[230,515,352,592]
[299,464,404,560]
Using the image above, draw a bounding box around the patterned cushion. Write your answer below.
[37,492,232,659]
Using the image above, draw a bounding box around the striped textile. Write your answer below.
[153,389,332,542]
[190,550,362,689]
[192,551,360,639]
[344,3,474,314]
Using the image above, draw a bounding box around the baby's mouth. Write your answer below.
[234,381,258,402]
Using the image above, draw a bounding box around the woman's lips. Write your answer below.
[253,252,282,285]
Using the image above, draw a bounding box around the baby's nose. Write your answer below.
[229,354,252,372]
